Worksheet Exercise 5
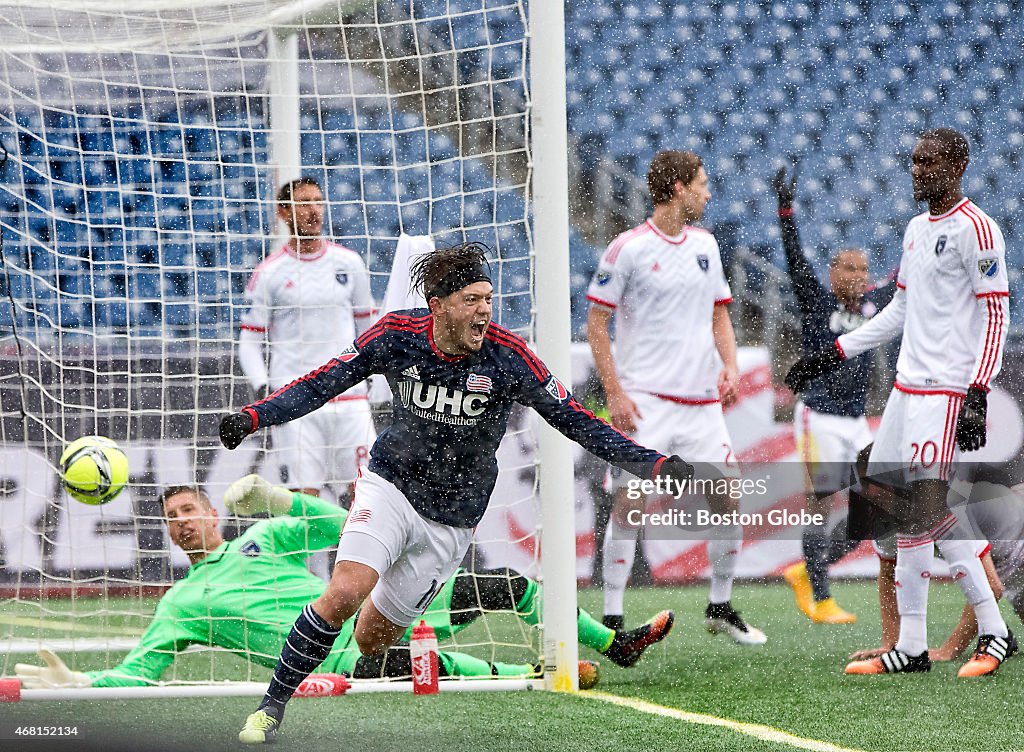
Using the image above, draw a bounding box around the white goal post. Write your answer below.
[0,0,577,694]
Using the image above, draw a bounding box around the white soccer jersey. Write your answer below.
[587,220,732,402]
[240,242,375,393]
[839,199,1009,394]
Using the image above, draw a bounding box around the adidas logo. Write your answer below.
[402,365,421,381]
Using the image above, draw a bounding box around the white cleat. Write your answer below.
[705,601,767,645]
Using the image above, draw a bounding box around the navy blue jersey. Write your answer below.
[244,310,664,527]
[780,212,897,417]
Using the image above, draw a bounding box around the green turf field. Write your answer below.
[2,581,1021,751]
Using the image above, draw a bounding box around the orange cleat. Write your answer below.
[783,562,816,620]
[845,648,931,675]
[957,632,1017,677]
[604,610,675,668]
[812,597,857,625]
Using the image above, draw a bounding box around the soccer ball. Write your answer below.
[60,436,129,505]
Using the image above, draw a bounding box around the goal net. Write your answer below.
[0,0,564,693]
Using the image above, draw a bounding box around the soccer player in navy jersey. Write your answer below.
[773,166,896,625]
[219,243,689,744]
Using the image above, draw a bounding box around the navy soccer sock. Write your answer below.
[260,604,341,717]
[802,527,831,602]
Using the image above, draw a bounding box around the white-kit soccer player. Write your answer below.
[219,243,693,743]
[787,128,1013,677]
[587,149,766,645]
[237,177,377,499]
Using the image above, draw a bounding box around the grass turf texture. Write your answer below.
[1,581,1021,751]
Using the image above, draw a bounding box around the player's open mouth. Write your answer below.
[470,321,488,338]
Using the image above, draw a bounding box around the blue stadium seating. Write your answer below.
[3,0,1020,344]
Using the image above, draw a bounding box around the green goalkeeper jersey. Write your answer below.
[86,493,360,687]
[86,493,480,687]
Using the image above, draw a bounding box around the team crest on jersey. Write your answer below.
[466,373,493,394]
[697,255,709,272]
[934,235,947,256]
[595,271,611,286]
[239,540,262,557]
[978,258,999,278]
[338,345,359,363]
[335,270,349,285]
[544,376,569,402]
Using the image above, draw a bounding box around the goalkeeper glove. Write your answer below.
[15,649,91,688]
[654,454,695,484]
[784,345,844,393]
[956,387,988,452]
[219,412,254,450]
[773,165,798,211]
[225,474,293,517]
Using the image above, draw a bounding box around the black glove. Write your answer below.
[773,165,798,211]
[219,412,254,450]
[655,454,695,484]
[784,345,844,393]
[955,387,988,452]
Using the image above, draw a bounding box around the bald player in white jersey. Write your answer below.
[238,178,377,500]
[786,128,1012,677]
[587,149,765,645]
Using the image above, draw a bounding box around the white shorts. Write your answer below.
[273,396,376,491]
[793,401,873,494]
[336,468,474,629]
[867,388,964,485]
[607,391,738,491]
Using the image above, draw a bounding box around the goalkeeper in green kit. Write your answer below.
[15,475,672,689]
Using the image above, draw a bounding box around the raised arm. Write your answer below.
[225,474,349,554]
[774,166,828,313]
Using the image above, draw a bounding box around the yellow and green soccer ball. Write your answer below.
[59,436,129,505]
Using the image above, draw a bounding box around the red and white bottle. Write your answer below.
[410,619,439,695]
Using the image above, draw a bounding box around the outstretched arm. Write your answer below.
[220,316,395,449]
[836,286,907,359]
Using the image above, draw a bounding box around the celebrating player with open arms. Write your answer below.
[786,128,1013,677]
[219,243,690,743]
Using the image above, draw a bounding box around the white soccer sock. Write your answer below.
[894,535,932,657]
[602,518,638,617]
[708,527,741,604]
[933,516,1008,639]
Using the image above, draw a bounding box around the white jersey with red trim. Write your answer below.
[587,219,732,401]
[240,241,375,393]
[839,198,1009,394]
